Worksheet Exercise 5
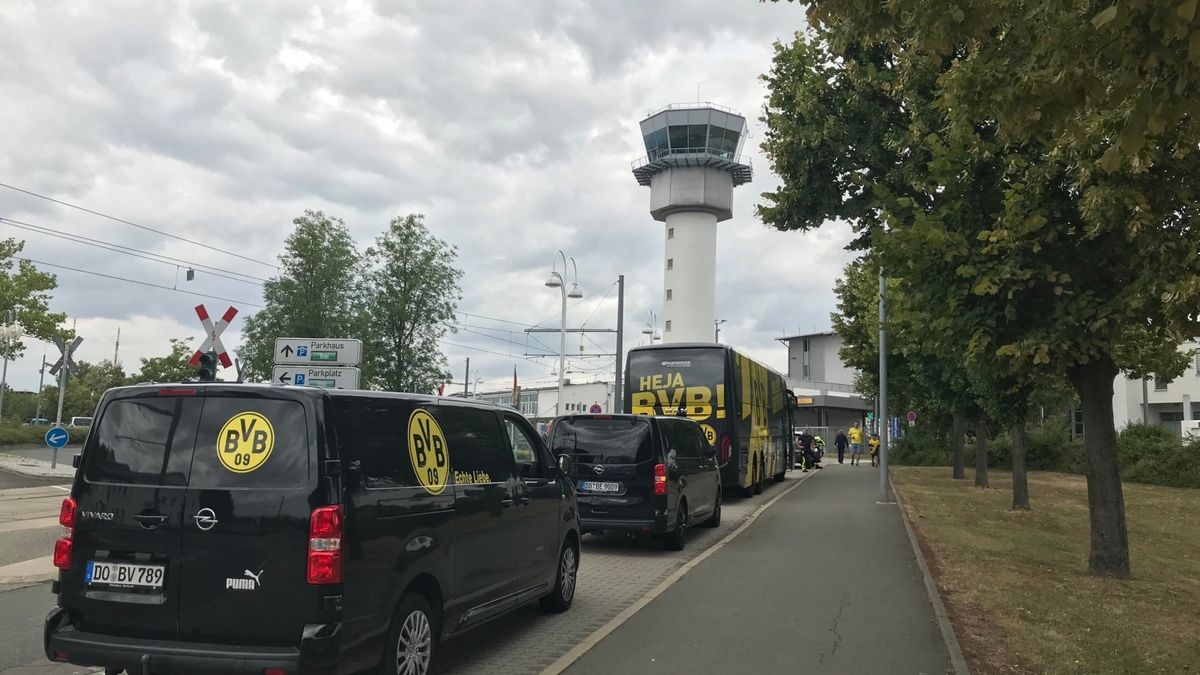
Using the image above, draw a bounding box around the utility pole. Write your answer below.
[113,326,121,366]
[35,349,48,420]
[0,310,15,422]
[614,275,624,413]
[463,357,470,396]
[879,269,891,503]
[714,319,726,343]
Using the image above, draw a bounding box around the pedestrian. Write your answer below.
[868,433,881,467]
[834,429,849,464]
[848,422,863,466]
[796,428,821,471]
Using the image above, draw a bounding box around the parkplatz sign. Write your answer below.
[273,337,362,390]
[273,365,360,389]
[274,338,362,366]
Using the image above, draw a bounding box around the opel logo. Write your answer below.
[193,508,218,531]
[592,465,605,475]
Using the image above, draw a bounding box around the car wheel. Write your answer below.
[539,539,578,613]
[703,492,722,527]
[663,501,688,551]
[381,593,437,675]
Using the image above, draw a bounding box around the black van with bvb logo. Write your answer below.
[44,384,580,675]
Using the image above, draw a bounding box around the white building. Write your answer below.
[1112,341,1200,437]
[469,381,614,423]
[632,103,752,343]
[778,332,874,432]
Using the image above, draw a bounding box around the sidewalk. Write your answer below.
[0,448,77,479]
[564,463,954,674]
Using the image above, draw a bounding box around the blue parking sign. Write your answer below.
[294,374,306,385]
[297,346,308,357]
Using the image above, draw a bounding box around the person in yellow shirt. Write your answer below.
[848,423,864,466]
[868,433,881,467]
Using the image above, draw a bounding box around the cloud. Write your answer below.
[0,0,852,396]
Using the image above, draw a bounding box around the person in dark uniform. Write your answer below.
[795,428,821,472]
[834,429,849,464]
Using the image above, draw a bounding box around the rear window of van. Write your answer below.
[84,395,309,489]
[550,417,655,465]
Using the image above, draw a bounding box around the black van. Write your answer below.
[550,414,720,550]
[44,384,580,675]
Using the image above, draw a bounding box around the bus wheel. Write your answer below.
[753,462,764,495]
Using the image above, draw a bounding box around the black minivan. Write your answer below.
[44,384,580,675]
[551,414,720,550]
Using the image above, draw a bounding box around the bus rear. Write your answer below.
[624,345,738,484]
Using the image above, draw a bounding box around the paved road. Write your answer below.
[566,463,951,674]
[0,471,63,491]
[0,583,95,674]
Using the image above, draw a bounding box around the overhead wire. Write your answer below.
[0,181,280,270]
[0,216,268,286]
[17,257,264,308]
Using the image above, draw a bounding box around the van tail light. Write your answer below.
[653,463,668,496]
[54,498,76,570]
[719,434,732,465]
[307,505,343,585]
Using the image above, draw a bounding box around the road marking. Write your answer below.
[0,555,54,585]
[541,471,818,675]
[52,485,70,492]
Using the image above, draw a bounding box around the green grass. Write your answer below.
[893,467,1200,674]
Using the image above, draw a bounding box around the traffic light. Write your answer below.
[198,350,218,382]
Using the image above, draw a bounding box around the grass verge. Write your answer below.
[893,467,1200,674]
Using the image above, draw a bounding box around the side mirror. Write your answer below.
[557,454,574,475]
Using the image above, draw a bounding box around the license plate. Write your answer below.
[580,481,621,493]
[85,561,165,590]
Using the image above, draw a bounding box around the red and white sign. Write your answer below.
[589,402,603,414]
[189,304,238,368]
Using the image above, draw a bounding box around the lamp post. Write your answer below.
[641,310,662,344]
[545,250,582,417]
[0,310,21,422]
[714,319,727,343]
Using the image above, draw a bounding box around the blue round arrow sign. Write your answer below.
[45,426,69,449]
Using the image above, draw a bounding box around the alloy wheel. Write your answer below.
[395,609,432,675]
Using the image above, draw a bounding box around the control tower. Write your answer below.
[632,103,752,343]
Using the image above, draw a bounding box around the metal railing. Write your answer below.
[643,101,743,117]
[630,148,750,170]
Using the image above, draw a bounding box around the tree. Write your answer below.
[767,4,1200,577]
[0,238,67,360]
[363,215,461,393]
[42,360,127,420]
[134,338,198,384]
[239,212,368,382]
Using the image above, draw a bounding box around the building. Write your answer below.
[631,103,752,343]
[778,332,874,433]
[468,381,615,424]
[1112,340,1200,437]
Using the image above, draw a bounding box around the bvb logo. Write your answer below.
[217,412,275,473]
[408,409,449,495]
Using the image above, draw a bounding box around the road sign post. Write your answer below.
[46,424,70,470]
[50,335,83,434]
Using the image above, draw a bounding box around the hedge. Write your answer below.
[0,424,86,447]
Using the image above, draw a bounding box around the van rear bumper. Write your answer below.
[580,514,669,534]
[44,607,340,675]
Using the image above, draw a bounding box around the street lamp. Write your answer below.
[0,310,22,422]
[714,319,727,343]
[546,250,582,416]
[641,310,661,344]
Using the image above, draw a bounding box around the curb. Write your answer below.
[890,475,970,675]
[0,453,77,479]
[541,469,818,675]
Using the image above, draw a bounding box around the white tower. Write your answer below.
[632,103,752,343]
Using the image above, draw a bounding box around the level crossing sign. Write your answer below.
[189,304,238,368]
[49,336,83,377]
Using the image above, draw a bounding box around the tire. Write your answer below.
[380,592,438,675]
[752,462,764,495]
[663,501,688,551]
[539,539,578,613]
[702,492,722,527]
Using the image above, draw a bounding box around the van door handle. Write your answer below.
[501,498,515,508]
[517,495,531,505]
[133,514,168,529]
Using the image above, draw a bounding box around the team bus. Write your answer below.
[625,343,793,496]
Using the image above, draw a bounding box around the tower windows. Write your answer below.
[665,320,672,332]
[667,227,674,240]
[666,289,673,301]
[667,258,673,270]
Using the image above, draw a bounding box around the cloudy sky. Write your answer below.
[0,0,855,396]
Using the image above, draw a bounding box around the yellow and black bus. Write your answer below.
[625,343,793,496]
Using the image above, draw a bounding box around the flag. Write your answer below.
[511,367,521,409]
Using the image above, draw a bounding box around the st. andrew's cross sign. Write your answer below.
[189,304,238,368]
[49,336,83,377]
